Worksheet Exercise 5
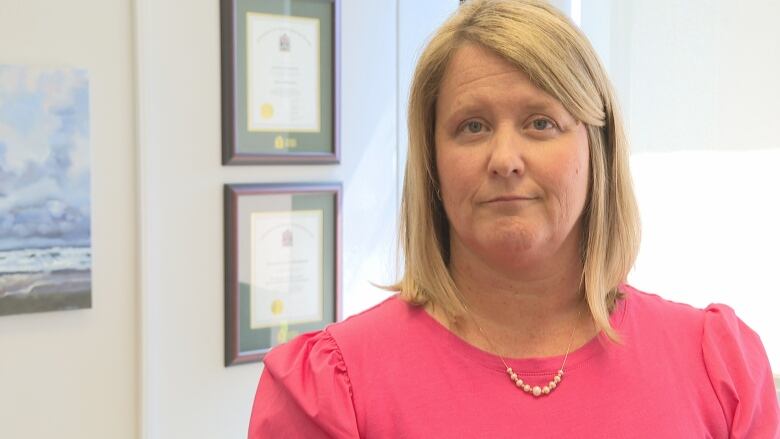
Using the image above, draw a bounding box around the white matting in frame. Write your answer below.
[249,209,324,328]
[246,12,321,133]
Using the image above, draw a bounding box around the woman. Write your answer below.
[249,0,780,437]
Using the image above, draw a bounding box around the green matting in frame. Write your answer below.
[221,0,340,164]
[224,183,341,366]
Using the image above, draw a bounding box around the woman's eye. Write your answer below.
[464,120,484,133]
[531,118,556,130]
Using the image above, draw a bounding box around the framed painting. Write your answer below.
[224,183,341,365]
[0,65,92,317]
[221,0,340,164]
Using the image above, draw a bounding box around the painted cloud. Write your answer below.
[0,66,91,252]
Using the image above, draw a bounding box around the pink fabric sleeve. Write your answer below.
[248,330,360,439]
[702,304,780,438]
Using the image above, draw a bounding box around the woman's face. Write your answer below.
[434,43,590,272]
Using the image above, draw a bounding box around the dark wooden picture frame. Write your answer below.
[220,0,341,164]
[224,183,342,366]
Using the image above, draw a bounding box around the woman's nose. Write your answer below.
[487,127,525,178]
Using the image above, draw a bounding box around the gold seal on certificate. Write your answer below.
[247,13,321,133]
[270,298,284,315]
[250,210,324,329]
[260,103,274,119]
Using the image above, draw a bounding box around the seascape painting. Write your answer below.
[0,65,91,316]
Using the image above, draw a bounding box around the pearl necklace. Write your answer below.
[454,292,585,398]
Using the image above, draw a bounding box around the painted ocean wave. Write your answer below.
[0,246,91,274]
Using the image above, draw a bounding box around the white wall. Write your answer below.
[0,0,138,438]
[580,0,780,372]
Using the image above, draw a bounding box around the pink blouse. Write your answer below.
[248,286,780,438]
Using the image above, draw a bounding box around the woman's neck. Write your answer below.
[438,239,596,358]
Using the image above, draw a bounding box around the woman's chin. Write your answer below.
[484,225,542,252]
[452,224,554,267]
[466,234,541,266]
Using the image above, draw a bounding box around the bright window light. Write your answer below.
[571,0,582,26]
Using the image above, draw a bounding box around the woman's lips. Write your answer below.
[485,195,536,203]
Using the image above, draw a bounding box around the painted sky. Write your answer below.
[0,66,91,251]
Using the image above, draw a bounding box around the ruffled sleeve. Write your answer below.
[248,329,360,438]
[702,304,780,438]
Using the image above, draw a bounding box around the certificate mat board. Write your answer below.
[224,183,341,365]
[221,0,340,164]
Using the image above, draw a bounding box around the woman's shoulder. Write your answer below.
[620,284,764,339]
[618,284,758,366]
[620,284,731,331]
[325,293,424,353]
[622,284,705,315]
[251,322,361,437]
[263,294,413,363]
[264,293,425,370]
[619,285,779,434]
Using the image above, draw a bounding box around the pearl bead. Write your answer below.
[554,376,561,384]
[506,367,513,374]
[549,381,557,389]
[532,386,542,396]
[557,370,564,376]
[542,386,550,394]
[515,379,524,388]
[523,384,531,392]
[510,373,518,381]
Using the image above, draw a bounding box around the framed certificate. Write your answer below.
[224,183,341,366]
[221,0,340,164]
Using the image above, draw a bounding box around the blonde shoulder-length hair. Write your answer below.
[392,0,640,341]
